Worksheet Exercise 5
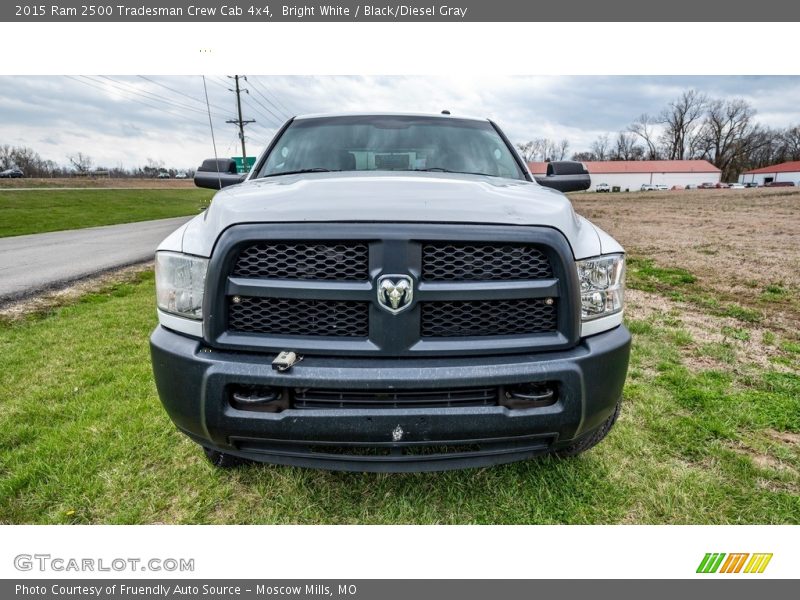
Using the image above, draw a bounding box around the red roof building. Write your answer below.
[742,161,800,175]
[527,160,720,175]
[739,161,800,186]
[528,160,721,191]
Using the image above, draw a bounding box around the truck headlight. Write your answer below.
[155,251,208,320]
[576,254,625,321]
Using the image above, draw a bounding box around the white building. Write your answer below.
[739,161,800,186]
[528,160,721,191]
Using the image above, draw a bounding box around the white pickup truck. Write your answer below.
[150,112,630,472]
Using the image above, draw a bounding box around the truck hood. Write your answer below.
[179,171,602,258]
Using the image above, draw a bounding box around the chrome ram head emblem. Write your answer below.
[377,275,414,315]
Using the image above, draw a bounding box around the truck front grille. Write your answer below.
[228,297,369,337]
[422,242,552,281]
[292,386,497,409]
[421,298,557,337]
[233,241,369,280]
[209,224,578,356]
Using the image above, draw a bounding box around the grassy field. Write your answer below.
[0,190,798,524]
[0,177,197,189]
[0,188,213,238]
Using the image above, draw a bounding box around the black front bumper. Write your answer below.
[150,325,631,472]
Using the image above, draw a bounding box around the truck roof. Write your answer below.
[293,111,489,122]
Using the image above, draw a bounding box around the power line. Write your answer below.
[210,76,232,91]
[249,76,296,119]
[226,75,256,164]
[65,76,210,127]
[244,128,275,147]
[247,78,293,121]
[241,94,283,128]
[94,75,216,117]
[137,75,231,114]
[247,92,287,125]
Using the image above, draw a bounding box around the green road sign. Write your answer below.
[232,156,256,174]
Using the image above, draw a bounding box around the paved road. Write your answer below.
[0,217,192,302]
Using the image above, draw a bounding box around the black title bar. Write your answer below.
[4,0,800,22]
[4,580,800,600]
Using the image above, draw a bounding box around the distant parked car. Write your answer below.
[765,181,795,187]
[175,172,188,179]
[0,167,24,178]
[157,172,170,179]
[685,184,698,190]
[728,183,746,189]
[670,185,684,190]
[595,183,611,193]
[640,184,656,191]
[715,182,730,189]
[654,184,669,191]
[744,182,759,188]
[699,182,717,189]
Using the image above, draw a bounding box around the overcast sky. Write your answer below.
[1,75,798,170]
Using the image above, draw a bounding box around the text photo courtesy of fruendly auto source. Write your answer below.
[0,75,798,525]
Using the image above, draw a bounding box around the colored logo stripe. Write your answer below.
[697,553,772,574]
[744,553,773,573]
[697,553,726,573]
[719,553,749,573]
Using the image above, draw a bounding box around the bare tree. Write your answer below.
[659,89,707,160]
[743,127,783,169]
[611,132,643,160]
[515,141,538,162]
[68,152,93,174]
[8,147,38,176]
[590,134,610,161]
[0,145,13,170]
[629,113,661,160]
[781,125,800,161]
[516,138,570,162]
[553,139,570,161]
[571,151,596,162]
[699,98,761,180]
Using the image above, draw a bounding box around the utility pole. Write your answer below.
[226,75,255,172]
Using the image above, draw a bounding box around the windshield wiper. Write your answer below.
[262,168,341,177]
[410,168,494,177]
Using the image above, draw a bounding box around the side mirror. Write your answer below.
[534,161,591,193]
[194,158,247,190]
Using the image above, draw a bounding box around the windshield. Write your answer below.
[256,115,526,181]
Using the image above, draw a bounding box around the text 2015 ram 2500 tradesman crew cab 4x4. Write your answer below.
[150,113,630,472]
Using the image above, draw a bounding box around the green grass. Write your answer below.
[0,189,214,237]
[627,256,770,325]
[627,257,697,293]
[1,274,798,524]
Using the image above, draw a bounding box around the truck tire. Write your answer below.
[202,446,247,469]
[554,400,621,458]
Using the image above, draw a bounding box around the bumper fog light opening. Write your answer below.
[500,383,558,409]
[230,385,288,413]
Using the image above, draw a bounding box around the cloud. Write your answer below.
[0,75,798,169]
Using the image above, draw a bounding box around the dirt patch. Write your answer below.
[727,440,798,474]
[765,430,800,446]
[0,262,153,321]
[626,289,793,373]
[756,479,799,494]
[572,188,800,326]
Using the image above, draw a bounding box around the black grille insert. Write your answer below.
[421,298,557,337]
[422,242,552,281]
[233,242,369,280]
[228,297,369,337]
[292,386,498,409]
